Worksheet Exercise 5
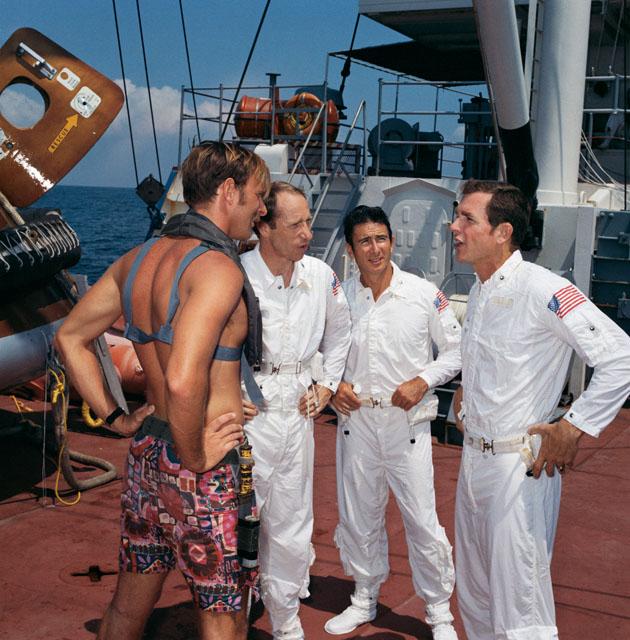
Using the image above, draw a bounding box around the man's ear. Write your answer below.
[497,222,513,245]
[346,242,355,261]
[221,177,237,205]
[258,219,271,238]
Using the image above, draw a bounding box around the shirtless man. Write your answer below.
[54,141,270,640]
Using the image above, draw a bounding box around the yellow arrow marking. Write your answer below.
[48,114,79,153]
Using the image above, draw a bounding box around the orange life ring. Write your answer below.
[281,92,339,142]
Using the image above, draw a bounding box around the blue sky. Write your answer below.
[1,1,416,188]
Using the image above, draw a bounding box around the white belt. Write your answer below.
[357,395,393,409]
[255,360,308,375]
[464,433,529,454]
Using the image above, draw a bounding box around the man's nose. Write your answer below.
[301,222,312,239]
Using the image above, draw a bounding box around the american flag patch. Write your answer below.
[547,285,586,319]
[331,272,341,296]
[434,290,448,313]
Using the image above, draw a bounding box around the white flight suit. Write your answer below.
[336,262,461,625]
[457,250,630,640]
[241,244,351,638]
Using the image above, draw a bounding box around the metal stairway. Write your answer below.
[307,173,361,262]
[591,209,630,335]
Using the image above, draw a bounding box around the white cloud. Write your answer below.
[452,125,466,142]
[111,79,220,139]
[0,84,46,128]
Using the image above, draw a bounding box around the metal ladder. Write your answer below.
[289,101,367,266]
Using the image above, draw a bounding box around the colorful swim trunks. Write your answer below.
[119,429,259,612]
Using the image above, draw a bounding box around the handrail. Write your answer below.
[288,102,327,183]
[311,100,366,229]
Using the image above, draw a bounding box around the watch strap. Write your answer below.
[106,406,126,425]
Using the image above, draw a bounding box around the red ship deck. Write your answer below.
[1,394,629,639]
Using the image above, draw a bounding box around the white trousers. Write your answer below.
[245,408,314,636]
[455,442,562,640]
[335,407,455,622]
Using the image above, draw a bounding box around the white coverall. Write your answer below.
[336,262,461,625]
[457,250,630,640]
[241,244,351,638]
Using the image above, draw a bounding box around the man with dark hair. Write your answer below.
[240,182,351,639]
[54,141,270,640]
[451,179,630,639]
[460,179,531,247]
[325,205,461,639]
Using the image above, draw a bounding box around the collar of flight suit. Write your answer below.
[352,260,408,300]
[477,249,523,291]
[251,243,311,292]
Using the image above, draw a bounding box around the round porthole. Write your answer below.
[0,78,48,129]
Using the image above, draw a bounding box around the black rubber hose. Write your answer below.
[52,372,118,492]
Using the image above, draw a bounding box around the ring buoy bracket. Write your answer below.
[0,28,124,207]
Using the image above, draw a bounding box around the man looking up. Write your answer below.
[54,142,270,640]
[240,181,351,640]
[325,205,461,640]
[450,179,630,639]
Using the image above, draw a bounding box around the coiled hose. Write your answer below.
[50,365,118,497]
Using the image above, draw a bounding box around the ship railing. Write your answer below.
[374,78,498,180]
[288,102,327,189]
[313,100,367,265]
[176,81,368,177]
[583,74,630,149]
[310,99,367,220]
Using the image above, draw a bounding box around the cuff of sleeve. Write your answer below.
[418,372,437,390]
[562,407,598,437]
[320,378,339,394]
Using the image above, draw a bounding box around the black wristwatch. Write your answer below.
[106,406,126,425]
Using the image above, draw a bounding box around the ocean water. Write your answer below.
[33,185,152,284]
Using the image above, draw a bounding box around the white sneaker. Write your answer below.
[324,604,376,635]
[432,622,458,640]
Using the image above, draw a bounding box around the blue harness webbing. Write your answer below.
[121,239,262,403]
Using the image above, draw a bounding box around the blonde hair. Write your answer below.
[182,141,270,207]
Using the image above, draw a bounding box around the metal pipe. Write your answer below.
[534,0,592,205]
[177,86,185,167]
[376,78,383,176]
[473,0,530,129]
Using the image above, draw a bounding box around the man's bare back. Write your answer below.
[54,142,270,640]
[116,234,247,470]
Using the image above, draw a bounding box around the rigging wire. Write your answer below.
[112,0,139,185]
[593,0,606,74]
[609,0,625,73]
[178,0,201,143]
[135,0,163,183]
[339,13,361,96]
[580,132,625,196]
[220,0,272,141]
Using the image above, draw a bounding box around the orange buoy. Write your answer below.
[234,95,283,139]
[280,92,339,142]
[109,344,146,396]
